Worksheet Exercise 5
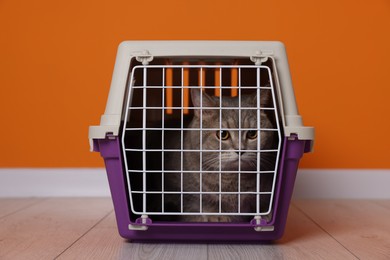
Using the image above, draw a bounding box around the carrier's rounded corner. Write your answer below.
[273,41,286,49]
[118,40,131,51]
[270,228,286,241]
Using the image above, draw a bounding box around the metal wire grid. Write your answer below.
[121,64,282,217]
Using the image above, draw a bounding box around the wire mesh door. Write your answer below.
[121,62,282,222]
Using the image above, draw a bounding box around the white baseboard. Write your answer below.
[294,169,390,199]
[0,168,389,199]
[0,168,110,197]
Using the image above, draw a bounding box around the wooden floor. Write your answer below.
[0,199,389,260]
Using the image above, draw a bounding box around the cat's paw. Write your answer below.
[206,215,232,222]
[180,215,208,222]
[263,212,273,222]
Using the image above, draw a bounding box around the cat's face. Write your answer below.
[188,88,275,171]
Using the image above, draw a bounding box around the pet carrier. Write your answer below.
[89,41,314,242]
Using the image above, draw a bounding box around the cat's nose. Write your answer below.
[236,151,246,156]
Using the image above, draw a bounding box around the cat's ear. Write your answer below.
[191,88,216,117]
[251,89,273,108]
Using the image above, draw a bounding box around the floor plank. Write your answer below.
[56,212,123,260]
[2,199,389,260]
[119,242,207,260]
[295,200,390,260]
[0,198,113,260]
[374,199,390,210]
[57,212,208,260]
[208,205,357,259]
[0,198,46,218]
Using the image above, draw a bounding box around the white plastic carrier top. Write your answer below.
[89,41,314,150]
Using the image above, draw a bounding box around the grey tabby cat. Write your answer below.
[163,87,276,222]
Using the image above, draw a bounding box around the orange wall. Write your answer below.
[0,0,389,168]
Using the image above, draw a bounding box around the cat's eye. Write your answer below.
[216,130,230,140]
[247,130,258,139]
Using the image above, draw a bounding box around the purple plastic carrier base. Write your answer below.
[95,136,309,243]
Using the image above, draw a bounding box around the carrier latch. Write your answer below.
[134,50,154,65]
[252,216,275,232]
[250,50,273,65]
[128,215,151,231]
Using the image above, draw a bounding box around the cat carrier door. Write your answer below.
[121,58,282,223]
